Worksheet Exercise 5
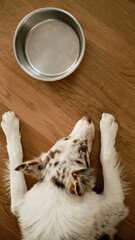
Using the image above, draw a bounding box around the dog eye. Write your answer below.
[64,136,71,141]
[64,137,69,141]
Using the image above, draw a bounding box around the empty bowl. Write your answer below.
[13,7,85,81]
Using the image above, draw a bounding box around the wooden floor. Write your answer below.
[0,0,135,239]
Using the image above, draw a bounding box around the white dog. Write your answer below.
[1,112,128,240]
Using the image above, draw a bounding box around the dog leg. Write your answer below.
[1,112,27,215]
[99,113,129,239]
[100,113,124,202]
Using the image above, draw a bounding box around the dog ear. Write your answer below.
[68,168,94,196]
[15,158,45,180]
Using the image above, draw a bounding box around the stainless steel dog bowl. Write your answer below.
[13,8,85,81]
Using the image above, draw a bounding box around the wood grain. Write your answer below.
[0,0,135,239]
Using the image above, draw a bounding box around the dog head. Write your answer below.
[15,116,95,196]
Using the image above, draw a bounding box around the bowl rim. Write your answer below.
[13,7,85,81]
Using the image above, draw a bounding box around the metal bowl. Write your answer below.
[13,7,85,81]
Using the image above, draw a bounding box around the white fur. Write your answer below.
[1,112,129,240]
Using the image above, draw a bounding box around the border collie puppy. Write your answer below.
[1,112,128,240]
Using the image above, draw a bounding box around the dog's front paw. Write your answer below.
[1,111,19,137]
[100,113,118,143]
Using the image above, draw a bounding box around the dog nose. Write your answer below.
[82,116,91,124]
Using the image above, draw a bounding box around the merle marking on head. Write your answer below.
[15,116,95,196]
